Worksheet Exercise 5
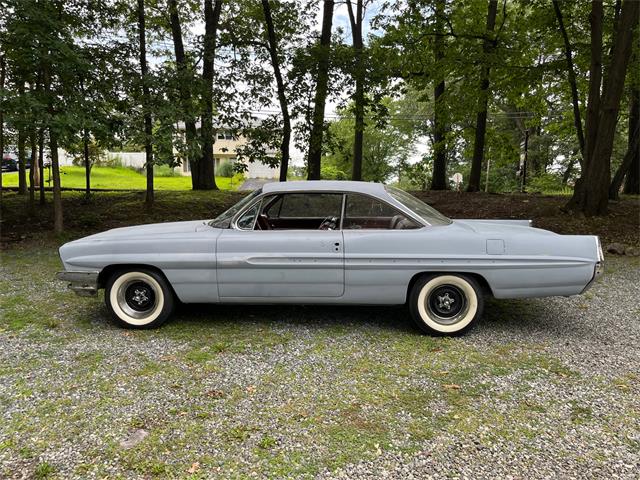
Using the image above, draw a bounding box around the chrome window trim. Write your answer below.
[230,189,428,231]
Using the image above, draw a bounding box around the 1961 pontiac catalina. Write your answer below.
[57,181,604,335]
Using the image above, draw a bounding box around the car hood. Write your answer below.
[452,219,557,237]
[74,220,209,242]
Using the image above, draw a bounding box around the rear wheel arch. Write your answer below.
[406,271,493,304]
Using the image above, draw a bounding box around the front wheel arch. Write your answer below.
[99,264,172,292]
[104,267,175,329]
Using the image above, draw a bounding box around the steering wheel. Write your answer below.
[319,216,338,230]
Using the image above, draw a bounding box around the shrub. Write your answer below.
[528,173,565,194]
[154,164,180,177]
[231,172,245,186]
[95,155,123,168]
[218,160,235,178]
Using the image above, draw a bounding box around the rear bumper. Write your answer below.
[56,271,100,297]
[582,260,604,294]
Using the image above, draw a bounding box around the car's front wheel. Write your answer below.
[409,274,484,336]
[105,269,174,329]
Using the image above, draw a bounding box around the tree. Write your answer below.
[467,0,499,192]
[262,0,292,182]
[198,0,223,190]
[0,54,3,198]
[552,0,585,163]
[137,0,154,206]
[566,0,639,215]
[346,0,366,181]
[610,87,639,198]
[307,0,335,180]
[168,0,200,189]
[430,0,448,190]
[622,85,639,194]
[325,98,419,182]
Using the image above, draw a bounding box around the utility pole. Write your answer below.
[521,129,529,193]
[484,158,491,193]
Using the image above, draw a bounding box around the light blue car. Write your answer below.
[57,181,604,335]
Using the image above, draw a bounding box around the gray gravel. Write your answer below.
[0,255,639,479]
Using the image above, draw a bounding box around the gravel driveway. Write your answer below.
[0,248,638,479]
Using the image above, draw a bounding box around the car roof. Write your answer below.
[261,180,387,195]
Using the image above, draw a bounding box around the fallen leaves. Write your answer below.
[442,384,461,390]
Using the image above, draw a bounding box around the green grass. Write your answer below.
[1,166,239,190]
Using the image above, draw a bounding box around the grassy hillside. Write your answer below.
[1,166,239,191]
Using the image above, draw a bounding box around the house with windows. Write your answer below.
[177,128,280,179]
[82,125,281,179]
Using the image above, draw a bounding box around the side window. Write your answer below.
[236,202,261,230]
[273,194,342,219]
[344,194,419,230]
[258,193,343,230]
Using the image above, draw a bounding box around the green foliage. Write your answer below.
[217,160,235,178]
[528,173,566,194]
[324,97,420,183]
[320,165,348,180]
[153,164,181,177]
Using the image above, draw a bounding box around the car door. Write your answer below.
[216,192,344,298]
[341,193,423,303]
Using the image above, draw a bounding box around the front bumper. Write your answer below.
[56,271,100,297]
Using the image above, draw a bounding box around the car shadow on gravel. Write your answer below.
[173,303,419,334]
[77,294,588,340]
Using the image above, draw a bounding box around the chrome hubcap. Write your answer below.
[117,279,158,319]
[436,293,455,311]
[426,284,468,325]
[131,289,149,306]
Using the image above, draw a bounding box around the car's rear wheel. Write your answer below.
[105,269,174,329]
[409,274,483,336]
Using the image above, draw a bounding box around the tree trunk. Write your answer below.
[609,121,639,199]
[18,128,27,195]
[0,55,4,199]
[17,84,27,195]
[28,129,36,208]
[612,88,639,198]
[467,0,498,192]
[32,129,40,189]
[584,1,603,170]
[431,0,447,190]
[553,0,586,163]
[168,0,200,189]
[307,0,335,180]
[83,128,91,201]
[38,129,45,205]
[347,0,364,181]
[623,84,639,194]
[198,0,223,190]
[262,0,291,182]
[43,61,62,232]
[138,0,154,205]
[49,131,63,233]
[567,0,639,215]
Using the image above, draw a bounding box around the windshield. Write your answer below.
[209,188,262,228]
[385,186,451,226]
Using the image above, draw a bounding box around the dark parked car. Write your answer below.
[1,156,18,172]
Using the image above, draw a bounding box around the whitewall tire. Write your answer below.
[105,269,174,329]
[409,274,484,336]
